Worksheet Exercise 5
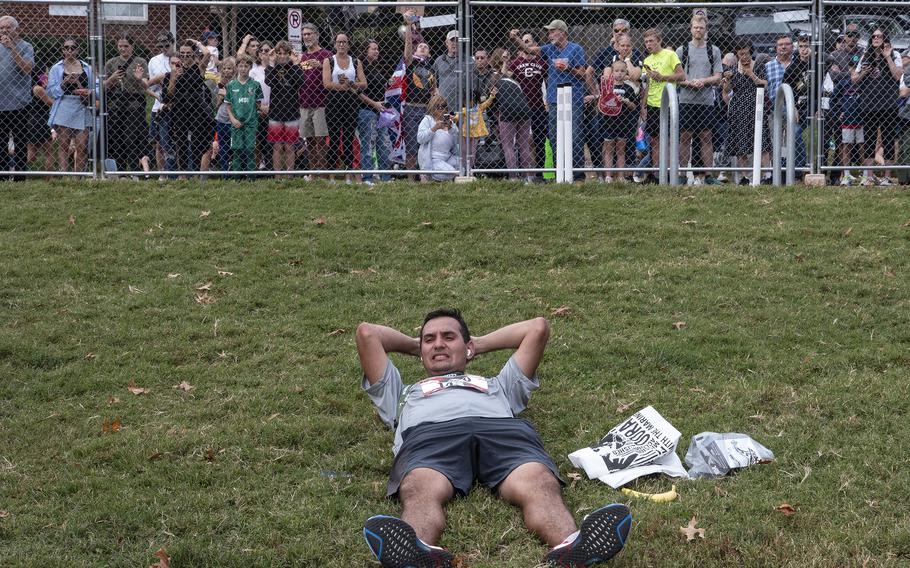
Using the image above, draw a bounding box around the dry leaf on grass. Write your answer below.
[127,381,149,395]
[205,449,216,462]
[217,270,234,277]
[566,472,583,487]
[173,381,195,392]
[67,215,76,226]
[775,503,796,516]
[680,517,706,541]
[551,306,571,317]
[128,285,143,294]
[195,281,213,291]
[314,216,327,225]
[195,292,216,305]
[616,400,637,414]
[672,321,687,330]
[682,220,698,225]
[0,510,9,518]
[794,254,806,263]
[107,395,119,406]
[148,452,163,461]
[167,273,181,279]
[327,328,347,336]
[713,485,727,497]
[421,221,433,227]
[102,418,122,433]
[841,227,853,238]
[199,210,210,219]
[149,547,170,568]
[84,352,96,360]
[292,386,304,394]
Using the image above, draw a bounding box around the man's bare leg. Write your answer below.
[398,467,455,545]
[497,462,576,546]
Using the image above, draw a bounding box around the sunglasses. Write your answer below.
[63,45,77,50]
[871,33,884,38]
[259,46,271,52]
[613,28,628,33]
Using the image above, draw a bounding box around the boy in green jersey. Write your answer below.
[225,54,263,171]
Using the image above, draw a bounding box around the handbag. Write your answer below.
[474,138,504,169]
[598,74,622,116]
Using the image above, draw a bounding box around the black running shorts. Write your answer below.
[387,416,564,498]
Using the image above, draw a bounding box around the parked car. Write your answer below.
[836,13,910,52]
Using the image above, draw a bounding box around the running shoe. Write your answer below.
[363,515,454,568]
[544,503,632,567]
[840,172,856,186]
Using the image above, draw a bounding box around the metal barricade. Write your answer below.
[772,82,796,186]
[658,82,679,186]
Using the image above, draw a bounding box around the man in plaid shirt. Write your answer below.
[765,34,793,103]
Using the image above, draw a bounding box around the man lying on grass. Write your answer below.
[356,308,632,567]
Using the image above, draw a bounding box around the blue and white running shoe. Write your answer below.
[363,515,454,568]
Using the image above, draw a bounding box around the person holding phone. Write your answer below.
[103,32,148,173]
[851,28,903,185]
[323,32,366,184]
[356,39,394,184]
[47,38,93,173]
[417,95,459,181]
[0,15,35,179]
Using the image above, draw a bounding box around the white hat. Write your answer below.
[543,20,568,33]
[446,30,458,41]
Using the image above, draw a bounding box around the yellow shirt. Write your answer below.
[644,48,682,108]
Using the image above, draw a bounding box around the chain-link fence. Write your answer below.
[1,0,908,183]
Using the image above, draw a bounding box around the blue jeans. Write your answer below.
[215,121,232,174]
[794,119,807,169]
[149,111,176,172]
[548,101,585,180]
[357,108,392,182]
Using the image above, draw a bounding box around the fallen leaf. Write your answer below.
[794,254,806,263]
[217,270,234,277]
[902,219,910,228]
[195,281,213,291]
[195,292,216,305]
[67,214,76,226]
[0,510,9,518]
[218,350,228,359]
[84,352,96,360]
[292,386,304,394]
[713,485,727,497]
[689,386,706,393]
[672,321,687,330]
[841,227,852,238]
[680,516,706,541]
[149,547,170,568]
[167,273,181,279]
[107,395,119,406]
[205,449,216,462]
[199,210,210,219]
[551,306,571,317]
[314,216,326,225]
[616,400,637,414]
[775,503,796,516]
[128,285,143,294]
[566,472,583,487]
[682,220,698,225]
[102,418,122,433]
[421,221,433,227]
[682,195,695,200]
[267,413,280,421]
[884,269,895,278]
[173,381,195,392]
[148,452,163,461]
[327,328,347,336]
[127,381,149,395]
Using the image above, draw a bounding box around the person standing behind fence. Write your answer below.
[298,24,332,178]
[640,28,684,179]
[510,20,587,182]
[828,26,864,186]
[852,29,903,186]
[675,16,722,185]
[26,66,54,171]
[47,39,93,173]
[494,56,533,183]
[225,54,262,173]
[148,32,176,177]
[722,38,769,185]
[435,30,460,110]
[103,33,148,174]
[599,60,639,183]
[402,11,438,182]
[510,33,548,182]
[0,15,35,179]
[417,94,460,181]
[323,32,366,184]
[212,57,235,173]
[163,41,214,176]
[764,35,793,106]
[266,41,306,178]
[782,34,812,174]
[356,39,394,185]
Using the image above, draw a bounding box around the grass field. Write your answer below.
[1,179,909,567]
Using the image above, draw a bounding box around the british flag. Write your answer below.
[383,57,408,164]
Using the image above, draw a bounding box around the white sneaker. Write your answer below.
[632,173,643,183]
[716,172,728,183]
[840,172,856,186]
[859,176,875,187]
[603,175,613,183]
[691,177,703,186]
[877,176,892,186]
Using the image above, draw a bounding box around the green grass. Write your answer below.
[1,179,909,567]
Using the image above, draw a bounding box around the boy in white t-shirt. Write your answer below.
[202,31,220,80]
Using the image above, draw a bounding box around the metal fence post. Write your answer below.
[659,83,679,186]
[772,83,796,186]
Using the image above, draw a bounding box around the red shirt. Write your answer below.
[298,48,332,109]
[509,56,548,108]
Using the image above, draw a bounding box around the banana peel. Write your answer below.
[620,484,678,503]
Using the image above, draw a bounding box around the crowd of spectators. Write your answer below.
[2,11,910,184]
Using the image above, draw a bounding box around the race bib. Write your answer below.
[418,373,489,396]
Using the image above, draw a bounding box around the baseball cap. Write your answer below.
[201,31,219,42]
[155,31,174,46]
[543,19,568,33]
[845,29,860,38]
[446,30,458,42]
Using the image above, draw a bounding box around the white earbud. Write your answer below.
[467,349,473,357]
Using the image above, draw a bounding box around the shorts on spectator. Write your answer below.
[387,416,564,498]
[268,120,300,144]
[402,103,426,159]
[841,126,864,144]
[645,107,661,139]
[299,107,328,138]
[679,103,718,133]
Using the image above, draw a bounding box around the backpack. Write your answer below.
[598,74,622,116]
[681,41,716,76]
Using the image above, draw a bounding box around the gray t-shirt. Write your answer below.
[434,53,459,108]
[363,355,538,455]
[675,41,722,106]
[0,39,35,111]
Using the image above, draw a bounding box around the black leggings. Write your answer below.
[327,92,359,170]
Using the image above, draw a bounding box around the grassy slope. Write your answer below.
[1,180,908,567]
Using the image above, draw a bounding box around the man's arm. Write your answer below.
[471,317,550,378]
[356,322,420,385]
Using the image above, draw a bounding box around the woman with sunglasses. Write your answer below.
[249,40,273,171]
[323,32,366,183]
[103,32,148,174]
[356,39,394,184]
[417,94,460,181]
[47,38,93,172]
[162,40,214,175]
